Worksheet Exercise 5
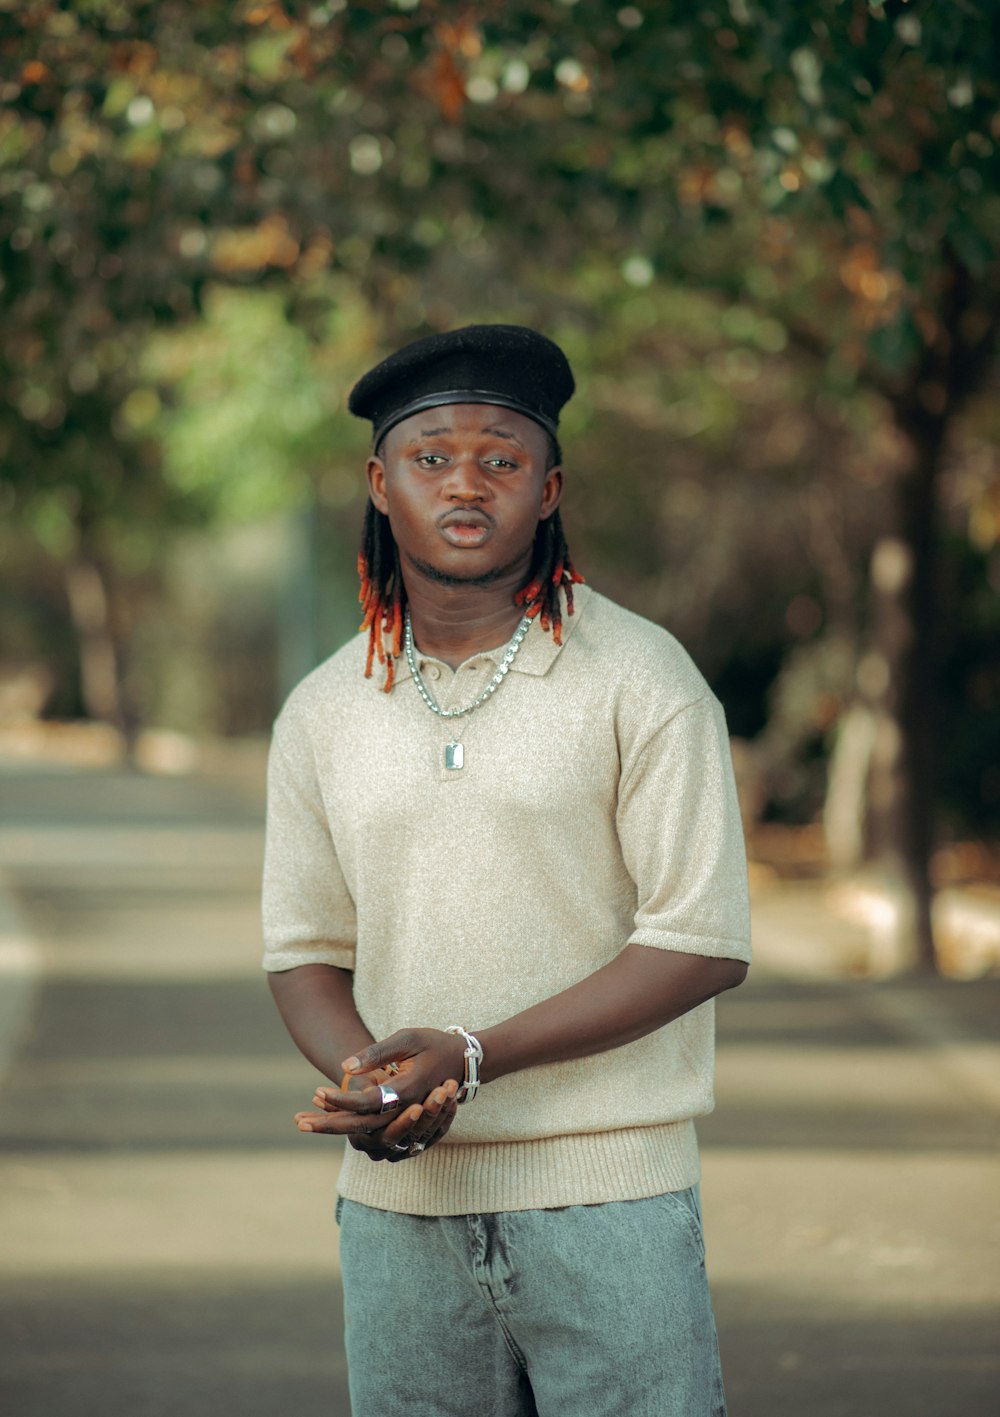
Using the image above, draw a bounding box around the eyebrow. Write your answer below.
[482,425,523,445]
[405,424,524,447]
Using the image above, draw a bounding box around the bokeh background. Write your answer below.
[3,0,999,970]
[1,6,999,1415]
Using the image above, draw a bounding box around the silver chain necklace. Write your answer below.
[404,609,532,770]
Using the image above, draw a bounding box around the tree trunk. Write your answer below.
[883,409,940,972]
[865,475,938,972]
[64,554,126,735]
[862,253,997,973]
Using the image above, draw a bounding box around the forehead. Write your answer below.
[384,402,548,452]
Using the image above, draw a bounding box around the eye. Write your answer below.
[416,453,447,467]
[486,456,517,469]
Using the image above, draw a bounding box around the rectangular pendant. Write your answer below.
[444,741,464,771]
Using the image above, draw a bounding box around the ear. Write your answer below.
[538,465,563,522]
[366,455,389,515]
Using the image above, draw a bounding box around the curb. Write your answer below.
[0,870,42,1086]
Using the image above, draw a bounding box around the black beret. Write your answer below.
[348,324,575,445]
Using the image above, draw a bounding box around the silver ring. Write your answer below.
[391,1142,409,1153]
[409,1141,426,1155]
[378,1083,401,1114]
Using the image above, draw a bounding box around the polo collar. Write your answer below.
[388,582,592,686]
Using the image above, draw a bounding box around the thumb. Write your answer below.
[341,1031,410,1076]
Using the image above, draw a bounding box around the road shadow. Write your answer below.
[0,1272,348,1417]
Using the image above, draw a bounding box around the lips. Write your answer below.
[439,509,493,530]
[438,508,494,547]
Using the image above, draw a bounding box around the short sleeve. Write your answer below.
[261,715,357,972]
[617,695,751,963]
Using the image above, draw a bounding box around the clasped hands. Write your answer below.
[293,1027,469,1163]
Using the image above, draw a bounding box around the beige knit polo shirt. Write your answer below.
[262,584,751,1215]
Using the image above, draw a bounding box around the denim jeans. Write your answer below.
[336,1187,727,1417]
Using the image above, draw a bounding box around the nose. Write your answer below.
[443,454,488,502]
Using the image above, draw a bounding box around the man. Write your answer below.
[263,324,751,1417]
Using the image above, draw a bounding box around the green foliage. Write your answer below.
[0,0,996,837]
[145,286,351,521]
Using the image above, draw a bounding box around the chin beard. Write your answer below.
[406,552,526,589]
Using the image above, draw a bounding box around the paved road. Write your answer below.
[0,758,997,1417]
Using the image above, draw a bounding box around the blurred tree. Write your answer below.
[378,0,1000,969]
[144,280,374,690]
[2,0,997,964]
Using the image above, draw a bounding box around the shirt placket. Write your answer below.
[416,654,498,782]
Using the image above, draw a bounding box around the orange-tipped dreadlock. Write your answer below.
[513,511,585,644]
[358,500,404,692]
[358,504,584,691]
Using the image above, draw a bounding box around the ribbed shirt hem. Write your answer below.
[336,1121,701,1216]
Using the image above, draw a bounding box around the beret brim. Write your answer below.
[348,324,575,444]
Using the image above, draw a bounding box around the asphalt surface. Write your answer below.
[0,755,997,1417]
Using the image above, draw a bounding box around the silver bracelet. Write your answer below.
[445,1025,484,1104]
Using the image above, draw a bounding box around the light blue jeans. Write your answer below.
[336,1187,727,1417]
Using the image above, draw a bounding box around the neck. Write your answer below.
[403,558,530,669]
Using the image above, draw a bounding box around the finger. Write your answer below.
[313,1058,405,1110]
[341,1030,416,1078]
[351,1142,408,1164]
[414,1086,450,1126]
[316,1083,401,1116]
[349,1110,422,1162]
[294,1108,392,1137]
[421,1096,458,1144]
[344,1107,422,1160]
[314,1064,383,1105]
[355,1092,457,1161]
[349,1133,389,1161]
[323,1057,451,1117]
[398,1092,457,1152]
[372,1103,437,1161]
[378,1105,424,1146]
[413,1080,458,1130]
[313,1087,348,1111]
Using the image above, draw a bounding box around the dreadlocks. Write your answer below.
[357,499,405,692]
[512,508,584,638]
[358,499,584,692]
